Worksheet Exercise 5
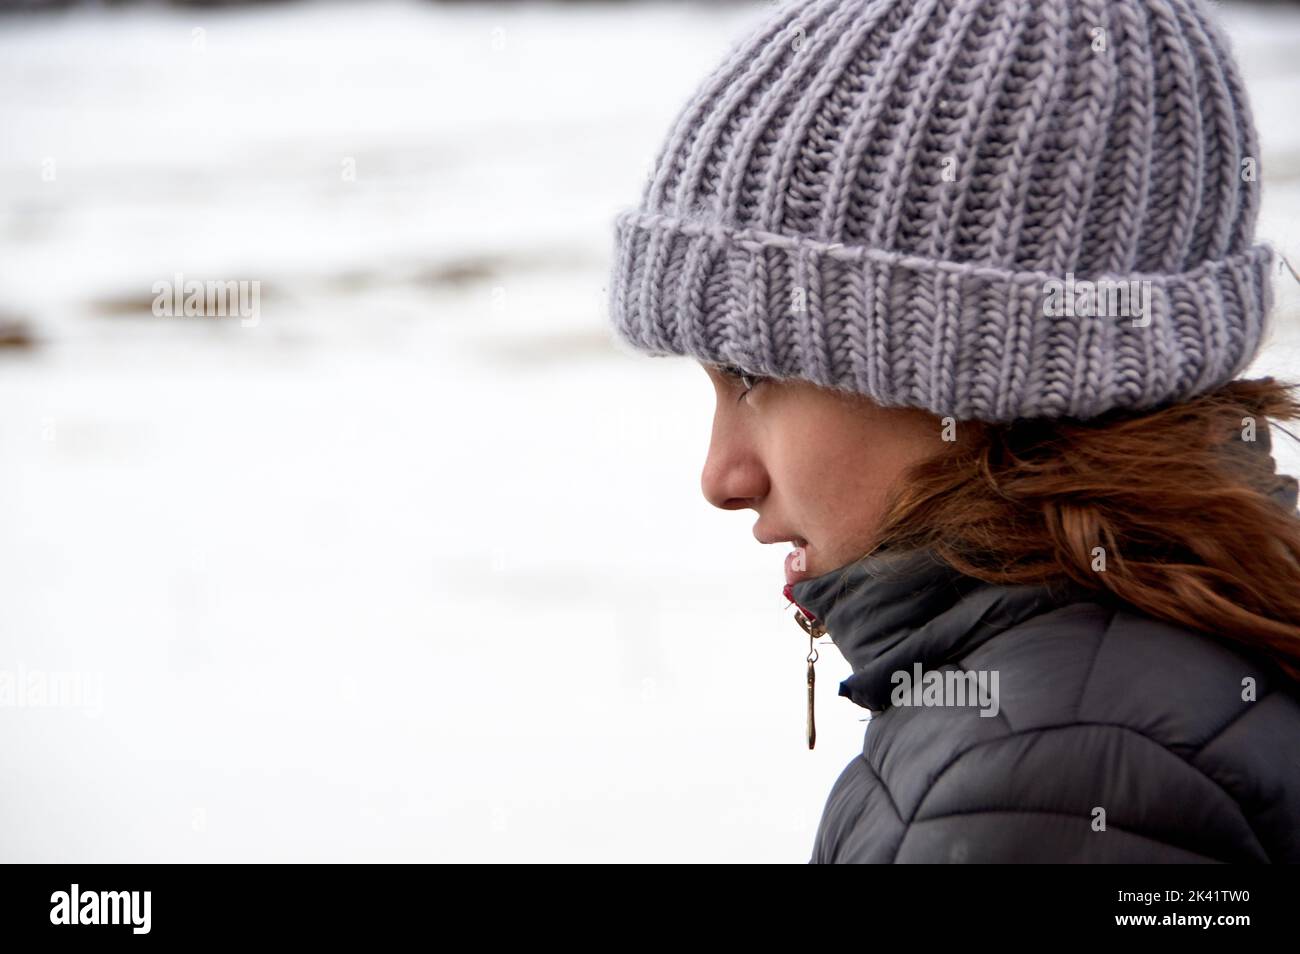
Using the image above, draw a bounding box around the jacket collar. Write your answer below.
[786,548,1091,713]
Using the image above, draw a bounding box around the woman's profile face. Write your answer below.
[698,361,951,584]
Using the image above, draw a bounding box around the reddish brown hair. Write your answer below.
[873,377,1300,683]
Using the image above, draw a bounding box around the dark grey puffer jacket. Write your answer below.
[788,504,1300,863]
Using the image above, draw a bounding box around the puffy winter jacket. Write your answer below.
[787,467,1300,864]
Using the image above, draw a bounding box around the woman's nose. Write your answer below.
[700,424,768,511]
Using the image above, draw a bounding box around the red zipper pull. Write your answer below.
[784,582,826,638]
[783,582,818,623]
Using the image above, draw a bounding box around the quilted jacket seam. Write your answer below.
[887,608,1114,863]
[1072,604,1117,723]
[856,752,903,825]
[900,807,1228,862]
[952,658,1012,734]
[1189,689,1276,760]
[880,721,1267,863]
[833,755,901,863]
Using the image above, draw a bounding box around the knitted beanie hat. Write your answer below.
[606,0,1275,422]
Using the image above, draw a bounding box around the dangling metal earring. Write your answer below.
[793,607,828,749]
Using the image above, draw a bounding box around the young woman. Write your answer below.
[607,0,1300,862]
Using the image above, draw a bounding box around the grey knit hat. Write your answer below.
[606,0,1275,422]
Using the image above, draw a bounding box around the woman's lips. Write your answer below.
[785,544,812,585]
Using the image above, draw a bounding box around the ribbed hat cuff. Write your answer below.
[608,208,1275,422]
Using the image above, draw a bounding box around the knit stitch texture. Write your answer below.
[606,0,1275,422]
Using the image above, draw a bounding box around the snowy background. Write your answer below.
[1,0,1298,862]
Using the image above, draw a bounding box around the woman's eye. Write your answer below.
[717,363,764,398]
